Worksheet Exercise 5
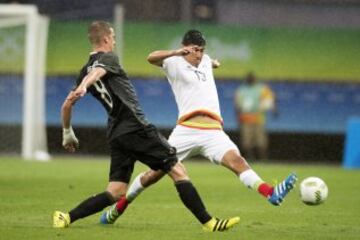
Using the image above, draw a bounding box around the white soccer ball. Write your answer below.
[300,177,328,205]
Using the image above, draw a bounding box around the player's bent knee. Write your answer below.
[221,150,250,175]
[142,170,165,187]
[106,182,128,201]
[168,162,189,182]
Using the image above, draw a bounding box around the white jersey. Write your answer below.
[162,54,222,123]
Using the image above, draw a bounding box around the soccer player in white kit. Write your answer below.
[100,30,297,227]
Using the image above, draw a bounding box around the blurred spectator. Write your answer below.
[234,72,276,160]
[192,0,216,23]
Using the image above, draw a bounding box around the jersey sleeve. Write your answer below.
[72,67,87,91]
[162,56,178,81]
[97,52,121,74]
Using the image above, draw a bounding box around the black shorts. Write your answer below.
[109,124,177,183]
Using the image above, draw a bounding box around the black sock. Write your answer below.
[69,191,115,223]
[175,180,212,224]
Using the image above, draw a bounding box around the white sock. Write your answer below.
[239,169,263,190]
[126,173,145,203]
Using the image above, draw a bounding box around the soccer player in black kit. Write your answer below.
[53,21,239,232]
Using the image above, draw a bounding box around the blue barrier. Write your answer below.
[1,76,360,133]
[343,118,360,169]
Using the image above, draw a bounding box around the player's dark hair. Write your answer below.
[88,21,112,45]
[182,30,206,46]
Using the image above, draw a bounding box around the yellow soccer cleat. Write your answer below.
[53,211,70,228]
[203,216,240,232]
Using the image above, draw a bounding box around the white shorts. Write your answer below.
[168,125,240,164]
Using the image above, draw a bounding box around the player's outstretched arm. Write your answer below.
[63,67,106,129]
[61,67,107,153]
[147,46,197,67]
[61,91,81,152]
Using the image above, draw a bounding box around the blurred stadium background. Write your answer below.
[1,1,360,240]
[0,0,360,164]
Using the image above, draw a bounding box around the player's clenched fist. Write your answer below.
[62,126,79,152]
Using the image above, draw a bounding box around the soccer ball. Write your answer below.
[300,177,328,205]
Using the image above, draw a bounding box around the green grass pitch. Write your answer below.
[0,157,359,240]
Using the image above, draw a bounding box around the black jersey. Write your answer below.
[75,52,150,140]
